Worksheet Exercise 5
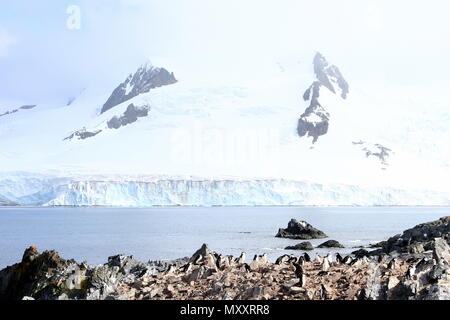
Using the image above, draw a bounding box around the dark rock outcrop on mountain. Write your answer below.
[297,82,330,143]
[101,63,177,114]
[353,141,393,168]
[64,128,102,141]
[297,53,348,143]
[276,219,328,240]
[64,103,150,141]
[313,53,349,99]
[285,242,314,251]
[0,105,37,118]
[107,104,149,129]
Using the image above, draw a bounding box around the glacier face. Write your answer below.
[1,173,450,207]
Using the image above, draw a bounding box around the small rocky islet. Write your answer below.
[279,219,343,250]
[0,217,449,300]
[276,219,328,240]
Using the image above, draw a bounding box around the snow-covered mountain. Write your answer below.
[0,53,449,206]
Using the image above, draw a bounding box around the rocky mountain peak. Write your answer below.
[313,52,349,99]
[101,62,177,114]
[297,53,349,143]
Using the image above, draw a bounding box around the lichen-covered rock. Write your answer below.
[276,219,327,240]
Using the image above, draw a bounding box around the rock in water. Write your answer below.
[318,240,345,248]
[276,219,327,240]
[285,242,314,251]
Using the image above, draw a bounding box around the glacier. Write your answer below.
[1,53,449,206]
[1,173,450,207]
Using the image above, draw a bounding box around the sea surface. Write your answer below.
[0,206,448,268]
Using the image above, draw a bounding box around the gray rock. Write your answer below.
[147,257,189,273]
[0,246,185,301]
[433,238,450,263]
[381,217,450,254]
[318,240,344,248]
[64,128,102,141]
[107,104,149,129]
[276,219,327,240]
[285,242,314,251]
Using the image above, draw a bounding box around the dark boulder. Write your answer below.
[0,246,75,300]
[369,241,387,249]
[318,240,344,248]
[285,242,314,251]
[276,219,327,240]
[352,249,370,259]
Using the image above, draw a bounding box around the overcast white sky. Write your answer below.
[0,0,449,104]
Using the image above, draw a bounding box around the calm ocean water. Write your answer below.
[0,206,448,268]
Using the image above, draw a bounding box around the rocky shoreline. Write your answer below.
[0,217,449,300]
